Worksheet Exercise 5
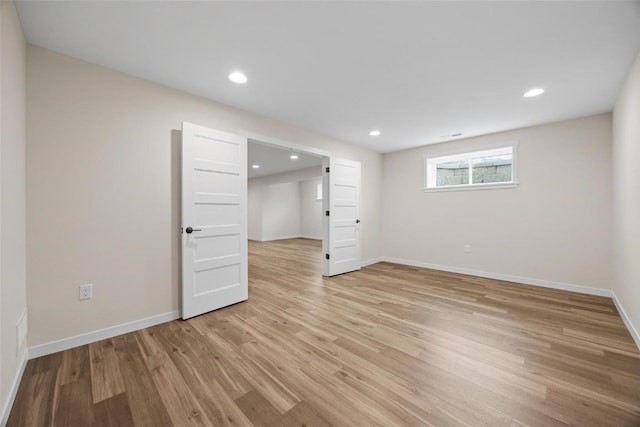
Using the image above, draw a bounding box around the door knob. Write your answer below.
[356,219,361,224]
[185,226,202,234]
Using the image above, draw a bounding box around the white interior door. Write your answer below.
[181,122,248,319]
[323,157,361,276]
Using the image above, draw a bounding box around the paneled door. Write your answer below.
[323,158,361,276]
[181,122,247,319]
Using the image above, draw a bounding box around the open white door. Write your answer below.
[323,157,361,276]
[181,122,248,319]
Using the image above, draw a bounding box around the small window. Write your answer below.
[424,143,518,192]
[316,183,322,201]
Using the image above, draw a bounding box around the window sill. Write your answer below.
[423,182,519,193]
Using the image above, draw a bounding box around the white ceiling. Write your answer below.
[15,1,640,153]
[248,141,322,179]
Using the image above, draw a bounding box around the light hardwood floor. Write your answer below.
[7,238,640,426]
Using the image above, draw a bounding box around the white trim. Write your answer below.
[300,235,322,240]
[611,291,640,350]
[259,235,306,242]
[361,257,384,267]
[423,182,519,193]
[28,310,180,359]
[253,235,323,242]
[424,140,520,160]
[240,130,331,159]
[424,141,519,191]
[382,257,612,297]
[360,258,640,349]
[0,351,28,426]
[322,157,330,276]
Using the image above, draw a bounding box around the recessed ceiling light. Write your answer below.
[369,130,381,136]
[229,71,248,84]
[523,88,544,98]
[252,164,260,169]
[290,154,299,160]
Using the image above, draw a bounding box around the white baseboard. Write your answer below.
[28,310,180,359]
[379,257,640,348]
[252,235,322,242]
[611,291,640,350]
[259,235,305,242]
[1,350,28,426]
[382,257,612,297]
[300,235,322,240]
[361,257,384,267]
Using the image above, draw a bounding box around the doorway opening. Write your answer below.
[181,123,362,319]
[245,134,330,275]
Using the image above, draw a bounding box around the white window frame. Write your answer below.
[423,141,519,192]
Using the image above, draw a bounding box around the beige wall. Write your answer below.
[300,177,323,239]
[261,182,302,241]
[0,0,27,420]
[248,167,323,241]
[248,180,262,241]
[26,46,383,347]
[382,114,612,291]
[612,51,640,342]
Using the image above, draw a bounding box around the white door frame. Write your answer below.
[240,131,332,275]
[241,131,331,159]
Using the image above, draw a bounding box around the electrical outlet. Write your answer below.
[79,284,93,301]
[464,244,471,253]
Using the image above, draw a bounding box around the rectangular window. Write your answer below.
[425,143,518,192]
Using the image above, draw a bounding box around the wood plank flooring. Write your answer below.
[7,238,640,426]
